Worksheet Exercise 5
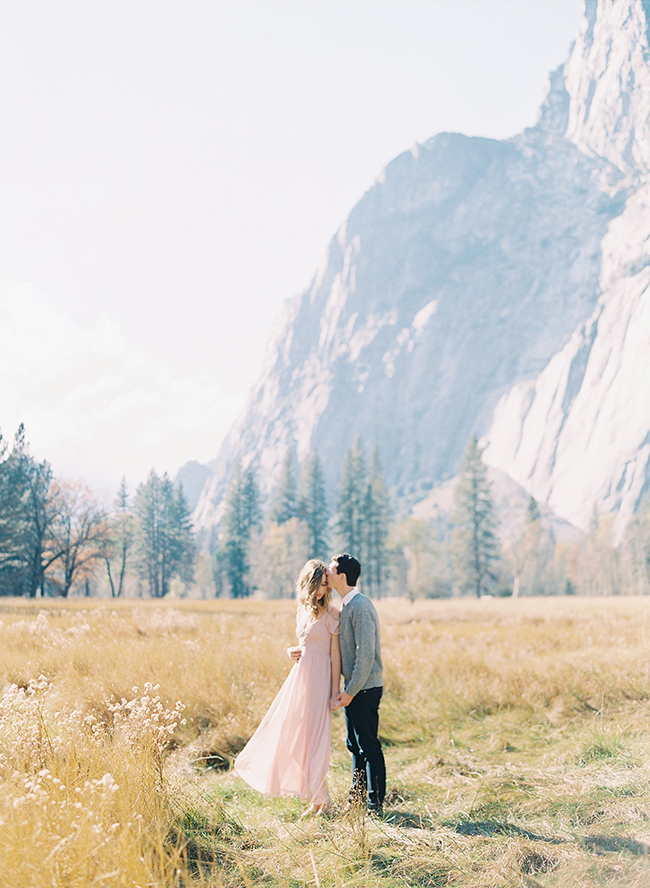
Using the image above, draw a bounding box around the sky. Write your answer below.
[0,0,584,498]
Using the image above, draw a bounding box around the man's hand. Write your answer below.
[287,646,302,662]
[334,691,354,708]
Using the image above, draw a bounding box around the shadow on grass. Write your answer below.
[582,834,650,856]
[384,810,435,829]
[450,821,650,859]
[452,820,565,844]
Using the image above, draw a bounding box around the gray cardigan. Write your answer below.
[340,593,383,698]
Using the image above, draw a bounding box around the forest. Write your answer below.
[1,424,649,599]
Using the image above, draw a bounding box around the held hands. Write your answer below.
[287,646,302,662]
[331,691,353,710]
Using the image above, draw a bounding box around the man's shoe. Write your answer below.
[367,806,384,819]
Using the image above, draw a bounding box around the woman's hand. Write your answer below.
[329,694,340,711]
[287,646,302,662]
[333,691,353,708]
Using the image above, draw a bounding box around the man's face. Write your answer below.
[328,560,344,593]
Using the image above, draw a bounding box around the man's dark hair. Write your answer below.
[333,553,361,587]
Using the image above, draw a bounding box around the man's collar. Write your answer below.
[341,588,359,606]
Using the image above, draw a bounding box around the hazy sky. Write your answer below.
[0,0,583,496]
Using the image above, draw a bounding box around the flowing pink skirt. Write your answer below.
[235,621,334,805]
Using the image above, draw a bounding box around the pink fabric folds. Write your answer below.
[235,606,340,805]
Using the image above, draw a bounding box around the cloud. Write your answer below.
[0,285,242,498]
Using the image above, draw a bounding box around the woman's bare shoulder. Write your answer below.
[328,604,341,620]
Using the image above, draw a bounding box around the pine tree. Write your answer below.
[453,435,500,598]
[0,431,31,596]
[363,446,391,596]
[11,425,57,597]
[134,471,164,597]
[134,470,195,597]
[336,437,366,559]
[240,464,262,539]
[297,450,329,559]
[170,483,196,586]
[270,448,297,525]
[220,462,261,598]
[105,477,134,598]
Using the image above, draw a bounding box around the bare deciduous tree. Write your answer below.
[45,482,110,597]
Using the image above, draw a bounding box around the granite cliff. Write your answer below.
[193,0,650,536]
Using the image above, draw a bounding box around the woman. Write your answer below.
[234,559,341,814]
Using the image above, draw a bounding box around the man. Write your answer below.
[329,553,386,816]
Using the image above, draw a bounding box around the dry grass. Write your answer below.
[1,596,650,887]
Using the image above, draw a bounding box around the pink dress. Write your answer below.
[234,605,340,805]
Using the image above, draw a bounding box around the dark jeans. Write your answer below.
[344,686,386,811]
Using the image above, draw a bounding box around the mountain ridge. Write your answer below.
[192,0,650,537]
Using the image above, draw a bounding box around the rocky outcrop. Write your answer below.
[483,0,650,537]
[194,0,650,536]
[175,460,212,513]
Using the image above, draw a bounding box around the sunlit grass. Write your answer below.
[0,596,649,886]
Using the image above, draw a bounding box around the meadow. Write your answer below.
[0,596,649,888]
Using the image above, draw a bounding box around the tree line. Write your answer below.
[3,423,650,599]
[210,439,391,598]
[0,426,194,597]
[400,434,650,600]
[209,434,512,601]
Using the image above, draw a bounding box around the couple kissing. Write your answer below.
[234,554,386,817]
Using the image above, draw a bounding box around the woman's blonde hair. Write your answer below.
[297,559,330,618]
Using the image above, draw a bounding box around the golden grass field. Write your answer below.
[1,595,650,888]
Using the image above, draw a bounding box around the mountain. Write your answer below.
[193,0,649,536]
[175,460,213,513]
[483,0,650,539]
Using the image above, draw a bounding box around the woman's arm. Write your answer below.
[288,605,304,661]
[329,632,341,710]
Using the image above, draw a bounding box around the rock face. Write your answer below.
[483,0,650,538]
[194,0,650,535]
[175,461,213,513]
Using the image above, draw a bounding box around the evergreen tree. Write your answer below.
[25,458,57,597]
[297,450,329,559]
[105,477,134,598]
[134,471,165,597]
[0,431,31,596]
[170,483,196,586]
[363,446,391,596]
[134,470,195,597]
[219,462,261,598]
[336,437,366,559]
[270,448,297,525]
[452,435,501,598]
[11,425,57,597]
